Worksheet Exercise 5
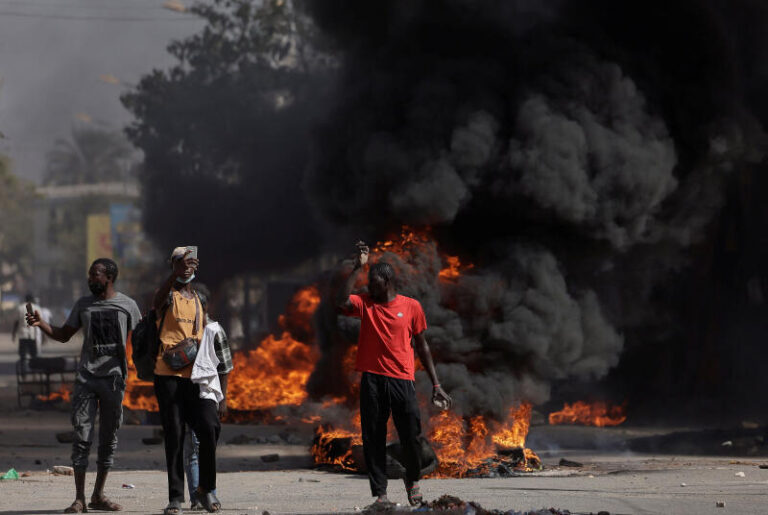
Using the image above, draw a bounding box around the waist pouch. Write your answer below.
[162,337,199,370]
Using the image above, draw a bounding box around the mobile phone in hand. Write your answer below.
[186,246,198,260]
[26,302,33,315]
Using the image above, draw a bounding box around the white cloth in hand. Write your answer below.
[191,322,223,404]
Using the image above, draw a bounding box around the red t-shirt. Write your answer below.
[344,294,427,381]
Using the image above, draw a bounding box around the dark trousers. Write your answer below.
[71,374,125,470]
[18,338,37,375]
[360,371,423,497]
[154,375,221,503]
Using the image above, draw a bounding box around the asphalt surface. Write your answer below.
[0,332,767,514]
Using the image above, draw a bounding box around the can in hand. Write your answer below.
[432,398,449,411]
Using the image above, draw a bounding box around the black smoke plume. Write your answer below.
[301,0,768,419]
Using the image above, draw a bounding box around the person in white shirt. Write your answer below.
[11,293,43,375]
[38,302,53,347]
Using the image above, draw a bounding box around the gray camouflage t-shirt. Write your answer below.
[65,292,141,380]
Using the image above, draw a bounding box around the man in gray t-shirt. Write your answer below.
[28,258,140,514]
[66,291,141,381]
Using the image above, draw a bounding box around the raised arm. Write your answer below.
[414,331,452,409]
[154,250,198,311]
[337,241,369,312]
[153,275,177,312]
[26,310,78,343]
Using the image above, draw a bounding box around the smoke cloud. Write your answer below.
[506,57,678,248]
[300,0,768,417]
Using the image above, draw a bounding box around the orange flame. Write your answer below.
[311,412,363,470]
[227,332,318,410]
[372,226,432,257]
[278,285,321,340]
[311,402,541,477]
[492,403,532,449]
[123,225,543,479]
[122,286,323,413]
[428,411,477,476]
[36,384,72,403]
[226,285,322,411]
[123,335,159,412]
[310,227,542,477]
[427,402,540,477]
[548,400,627,427]
[438,256,474,282]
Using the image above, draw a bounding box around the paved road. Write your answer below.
[0,332,767,514]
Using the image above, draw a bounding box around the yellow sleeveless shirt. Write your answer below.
[154,290,203,378]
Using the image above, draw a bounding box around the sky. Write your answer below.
[0,0,204,183]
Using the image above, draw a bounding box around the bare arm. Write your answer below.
[337,242,369,312]
[414,332,452,409]
[153,274,177,312]
[25,310,78,343]
[338,264,362,312]
[154,251,199,311]
[218,373,229,419]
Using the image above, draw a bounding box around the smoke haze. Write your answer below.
[0,1,203,182]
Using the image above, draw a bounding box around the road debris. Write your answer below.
[416,495,574,514]
[1,468,19,480]
[52,465,74,476]
[227,434,254,445]
[735,471,746,477]
[55,431,75,443]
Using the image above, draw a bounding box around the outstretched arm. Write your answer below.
[25,310,78,343]
[337,241,369,312]
[414,332,452,409]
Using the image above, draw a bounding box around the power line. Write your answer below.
[0,8,199,21]
[0,0,165,9]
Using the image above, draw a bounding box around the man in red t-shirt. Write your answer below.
[338,242,452,508]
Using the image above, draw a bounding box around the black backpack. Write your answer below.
[131,306,168,381]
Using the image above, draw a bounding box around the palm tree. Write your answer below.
[44,126,136,185]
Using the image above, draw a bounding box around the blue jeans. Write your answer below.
[183,424,217,504]
[183,424,199,503]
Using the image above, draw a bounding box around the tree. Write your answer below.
[44,125,135,186]
[121,0,332,282]
[0,156,37,290]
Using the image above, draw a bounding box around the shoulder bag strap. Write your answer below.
[191,291,201,337]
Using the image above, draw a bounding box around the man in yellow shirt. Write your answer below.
[152,248,221,515]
